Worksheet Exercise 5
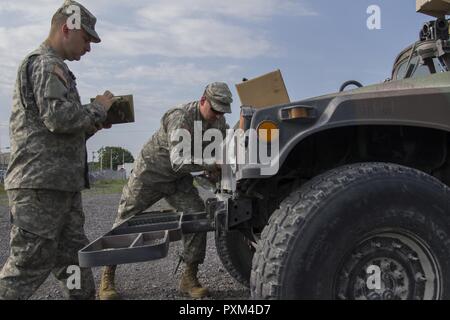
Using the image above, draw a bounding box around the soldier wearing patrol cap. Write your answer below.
[0,1,114,299]
[99,82,233,300]
[204,82,233,114]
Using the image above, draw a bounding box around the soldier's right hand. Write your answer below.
[94,90,115,111]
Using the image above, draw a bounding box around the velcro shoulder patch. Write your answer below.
[52,65,68,87]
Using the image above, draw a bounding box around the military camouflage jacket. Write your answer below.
[132,101,228,188]
[5,43,107,192]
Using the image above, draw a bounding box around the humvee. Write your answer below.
[79,0,450,300]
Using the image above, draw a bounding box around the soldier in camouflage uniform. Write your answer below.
[99,82,232,300]
[0,1,115,300]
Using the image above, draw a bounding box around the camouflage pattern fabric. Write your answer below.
[5,43,107,192]
[56,0,101,43]
[116,175,206,264]
[134,101,227,183]
[204,82,233,114]
[114,101,228,264]
[0,190,95,300]
[0,40,105,299]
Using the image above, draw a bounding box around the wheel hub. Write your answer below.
[335,232,441,300]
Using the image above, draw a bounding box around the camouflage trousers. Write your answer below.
[115,174,206,265]
[0,189,95,300]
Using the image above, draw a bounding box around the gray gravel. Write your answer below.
[0,189,249,300]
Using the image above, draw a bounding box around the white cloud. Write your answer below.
[0,0,56,21]
[0,0,316,155]
[115,63,239,85]
[137,0,316,22]
[0,0,313,96]
[99,0,316,59]
[0,0,315,65]
[0,23,48,99]
[74,61,242,121]
[98,20,271,59]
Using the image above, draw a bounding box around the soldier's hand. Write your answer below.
[94,120,113,132]
[96,122,112,131]
[95,90,115,111]
[205,166,221,183]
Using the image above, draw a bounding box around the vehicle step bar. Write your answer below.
[78,210,214,268]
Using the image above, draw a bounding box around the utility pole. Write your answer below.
[122,149,125,168]
[110,148,113,170]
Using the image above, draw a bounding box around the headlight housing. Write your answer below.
[257,121,279,143]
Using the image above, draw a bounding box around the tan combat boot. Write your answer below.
[179,263,209,298]
[98,265,121,300]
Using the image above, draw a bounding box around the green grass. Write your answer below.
[0,180,126,205]
[83,179,126,196]
[0,180,127,206]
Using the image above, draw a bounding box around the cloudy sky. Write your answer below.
[0,0,432,160]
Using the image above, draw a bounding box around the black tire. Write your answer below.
[251,163,450,300]
[216,230,254,287]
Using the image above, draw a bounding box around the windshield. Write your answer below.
[393,55,446,80]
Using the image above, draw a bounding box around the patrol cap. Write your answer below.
[56,0,101,43]
[204,82,233,114]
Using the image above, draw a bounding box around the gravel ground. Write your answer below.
[0,189,249,300]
